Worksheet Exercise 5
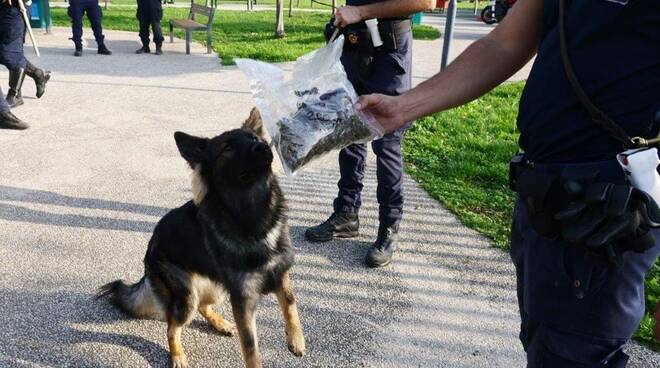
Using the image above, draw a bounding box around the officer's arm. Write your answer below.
[334,0,434,27]
[357,0,544,132]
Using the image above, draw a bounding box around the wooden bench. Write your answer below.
[169,3,216,55]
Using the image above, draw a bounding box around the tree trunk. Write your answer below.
[276,0,285,38]
[332,0,337,15]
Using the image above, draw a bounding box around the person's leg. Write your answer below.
[24,57,51,99]
[86,0,111,54]
[151,0,164,53]
[512,196,660,367]
[6,67,26,108]
[362,26,413,267]
[3,37,27,108]
[372,129,405,230]
[335,143,369,215]
[363,129,405,267]
[136,0,151,52]
[304,143,366,242]
[68,1,84,54]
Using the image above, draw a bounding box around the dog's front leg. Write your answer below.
[276,272,305,357]
[231,296,262,368]
[167,318,188,368]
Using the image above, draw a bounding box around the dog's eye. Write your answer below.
[218,144,234,157]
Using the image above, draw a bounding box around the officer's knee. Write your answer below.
[371,133,403,157]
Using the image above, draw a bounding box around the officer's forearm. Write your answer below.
[398,0,543,123]
[359,0,434,20]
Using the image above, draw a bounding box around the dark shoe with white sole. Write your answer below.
[304,212,359,242]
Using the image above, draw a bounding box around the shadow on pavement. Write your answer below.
[0,289,170,367]
[0,186,167,232]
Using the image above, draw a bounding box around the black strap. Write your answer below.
[558,0,635,148]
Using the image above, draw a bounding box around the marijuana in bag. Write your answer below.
[275,88,375,172]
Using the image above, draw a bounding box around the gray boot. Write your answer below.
[6,68,26,108]
[25,60,51,98]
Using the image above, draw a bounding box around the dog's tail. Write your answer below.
[97,276,165,320]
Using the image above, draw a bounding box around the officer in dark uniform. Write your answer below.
[305,0,433,268]
[357,0,660,365]
[0,0,50,108]
[68,0,112,56]
[135,0,164,55]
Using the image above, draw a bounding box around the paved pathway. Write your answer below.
[0,26,657,368]
[416,12,534,84]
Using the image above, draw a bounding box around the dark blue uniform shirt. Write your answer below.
[517,0,660,163]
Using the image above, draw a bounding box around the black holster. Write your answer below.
[511,159,561,238]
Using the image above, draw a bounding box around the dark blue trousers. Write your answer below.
[511,160,660,367]
[333,24,412,229]
[137,0,164,48]
[0,6,26,70]
[68,0,105,47]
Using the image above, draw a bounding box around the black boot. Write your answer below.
[155,45,163,55]
[74,44,83,57]
[6,68,26,108]
[98,43,112,55]
[0,110,28,130]
[304,212,359,242]
[364,226,399,268]
[25,60,51,99]
[136,45,151,54]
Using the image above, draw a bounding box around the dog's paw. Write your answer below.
[211,320,236,337]
[216,322,237,337]
[171,354,189,368]
[286,330,306,357]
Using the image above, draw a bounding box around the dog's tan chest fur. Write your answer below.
[191,273,226,306]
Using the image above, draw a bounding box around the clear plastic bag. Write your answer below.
[236,36,383,175]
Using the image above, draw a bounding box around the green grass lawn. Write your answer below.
[51,7,439,65]
[403,81,660,350]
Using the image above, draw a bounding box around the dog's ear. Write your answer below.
[242,107,267,141]
[174,132,208,167]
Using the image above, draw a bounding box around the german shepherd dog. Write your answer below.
[98,109,305,368]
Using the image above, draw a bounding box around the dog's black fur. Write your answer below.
[98,108,305,368]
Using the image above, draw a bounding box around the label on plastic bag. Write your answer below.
[236,36,383,175]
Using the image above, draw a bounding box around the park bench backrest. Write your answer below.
[190,3,215,25]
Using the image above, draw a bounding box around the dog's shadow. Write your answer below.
[0,288,170,367]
